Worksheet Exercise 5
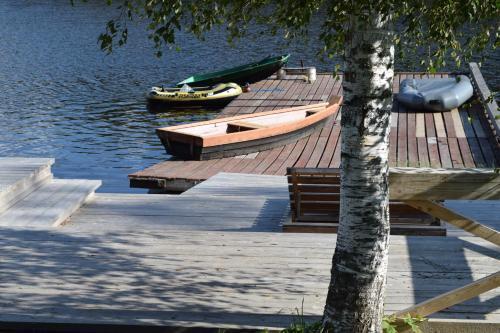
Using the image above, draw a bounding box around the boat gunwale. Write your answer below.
[157,102,329,133]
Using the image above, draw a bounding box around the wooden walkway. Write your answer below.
[1,170,499,330]
[2,230,499,329]
[130,73,500,192]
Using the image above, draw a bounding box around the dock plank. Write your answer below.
[442,107,464,167]
[417,137,430,167]
[293,128,322,168]
[448,138,464,168]
[273,137,309,175]
[389,73,401,167]
[305,119,334,168]
[264,142,298,175]
[437,137,453,168]
[251,146,286,174]
[318,112,342,168]
[407,111,418,167]
[397,74,409,167]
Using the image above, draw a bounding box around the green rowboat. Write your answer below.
[177,54,290,87]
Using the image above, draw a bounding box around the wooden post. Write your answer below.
[403,200,500,246]
[394,271,500,318]
[469,62,500,143]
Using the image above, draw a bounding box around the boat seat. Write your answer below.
[306,109,321,116]
[227,121,268,133]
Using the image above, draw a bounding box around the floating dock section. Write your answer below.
[129,71,500,192]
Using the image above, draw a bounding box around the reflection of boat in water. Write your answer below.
[177,54,290,87]
[147,83,242,111]
[156,96,343,160]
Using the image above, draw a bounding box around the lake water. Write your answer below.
[1,1,498,192]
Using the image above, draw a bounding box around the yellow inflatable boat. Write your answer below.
[147,82,242,109]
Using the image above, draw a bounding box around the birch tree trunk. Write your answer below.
[322,11,394,333]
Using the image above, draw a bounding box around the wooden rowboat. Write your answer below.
[177,54,290,87]
[156,96,343,160]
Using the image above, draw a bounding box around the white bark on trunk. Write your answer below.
[322,11,394,333]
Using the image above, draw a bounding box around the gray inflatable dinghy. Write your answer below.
[397,75,473,112]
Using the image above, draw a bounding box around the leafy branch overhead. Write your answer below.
[90,0,498,69]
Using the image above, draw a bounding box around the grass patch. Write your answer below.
[272,303,426,333]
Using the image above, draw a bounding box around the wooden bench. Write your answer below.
[286,167,500,240]
[285,168,446,235]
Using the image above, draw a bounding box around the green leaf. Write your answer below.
[382,320,398,333]
[402,314,425,333]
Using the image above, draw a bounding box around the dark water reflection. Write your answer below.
[0,1,498,192]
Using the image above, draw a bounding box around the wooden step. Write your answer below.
[0,158,54,214]
[0,179,101,228]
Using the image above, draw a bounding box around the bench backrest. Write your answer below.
[289,167,500,201]
[287,167,439,224]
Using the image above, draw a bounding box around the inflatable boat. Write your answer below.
[147,82,242,109]
[397,75,473,112]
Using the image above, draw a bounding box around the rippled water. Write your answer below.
[0,1,498,192]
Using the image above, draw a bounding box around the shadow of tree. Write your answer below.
[0,228,322,329]
[220,198,291,232]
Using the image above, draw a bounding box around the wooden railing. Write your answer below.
[394,272,500,319]
[388,167,500,201]
[389,167,500,322]
[469,62,500,143]
[403,200,500,246]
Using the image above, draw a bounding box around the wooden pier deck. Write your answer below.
[1,166,499,331]
[130,72,500,192]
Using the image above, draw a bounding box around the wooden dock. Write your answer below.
[1,159,499,331]
[129,72,500,192]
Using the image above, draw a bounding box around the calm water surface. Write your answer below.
[0,1,498,192]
